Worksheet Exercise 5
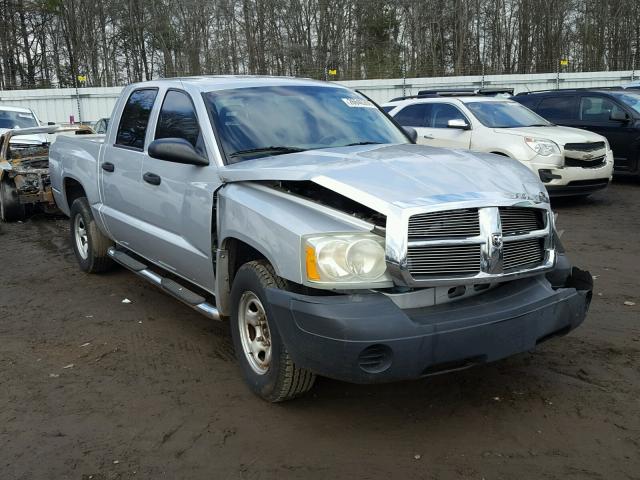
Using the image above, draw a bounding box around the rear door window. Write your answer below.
[394,104,431,127]
[536,96,577,121]
[579,96,626,123]
[115,89,158,150]
[155,90,205,155]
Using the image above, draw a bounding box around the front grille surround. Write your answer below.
[402,205,553,284]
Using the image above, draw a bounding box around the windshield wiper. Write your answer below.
[229,146,307,158]
[341,141,383,147]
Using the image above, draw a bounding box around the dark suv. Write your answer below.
[514,89,640,177]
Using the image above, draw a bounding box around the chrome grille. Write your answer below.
[503,238,545,271]
[499,207,544,236]
[408,209,479,239]
[403,206,551,284]
[407,244,481,276]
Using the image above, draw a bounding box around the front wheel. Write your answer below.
[70,197,114,273]
[230,260,316,402]
[0,177,26,222]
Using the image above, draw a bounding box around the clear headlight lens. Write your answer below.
[524,137,560,156]
[304,233,391,286]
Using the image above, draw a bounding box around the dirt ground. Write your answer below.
[1,181,639,480]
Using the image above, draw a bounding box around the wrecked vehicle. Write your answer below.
[49,77,593,402]
[0,124,90,221]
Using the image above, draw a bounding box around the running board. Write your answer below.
[107,247,220,320]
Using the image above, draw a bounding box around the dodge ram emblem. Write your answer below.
[491,233,503,248]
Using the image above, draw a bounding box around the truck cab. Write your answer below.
[49,77,593,402]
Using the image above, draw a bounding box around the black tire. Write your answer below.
[0,177,26,222]
[69,197,114,273]
[230,260,316,402]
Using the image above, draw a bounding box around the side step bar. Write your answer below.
[107,247,220,320]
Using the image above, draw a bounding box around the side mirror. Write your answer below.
[610,109,629,122]
[403,126,418,143]
[148,138,209,166]
[47,121,56,126]
[447,119,471,130]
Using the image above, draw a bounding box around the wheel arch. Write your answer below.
[490,150,511,157]
[215,235,278,317]
[63,176,87,213]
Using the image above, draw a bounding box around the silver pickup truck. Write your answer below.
[49,76,592,402]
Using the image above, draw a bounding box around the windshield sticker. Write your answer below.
[342,98,376,108]
[18,113,33,118]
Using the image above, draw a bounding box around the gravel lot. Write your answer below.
[1,181,639,480]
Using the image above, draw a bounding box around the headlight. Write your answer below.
[524,137,560,156]
[603,137,610,151]
[303,233,391,286]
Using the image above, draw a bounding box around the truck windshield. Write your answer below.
[0,110,38,129]
[466,101,552,128]
[204,86,409,162]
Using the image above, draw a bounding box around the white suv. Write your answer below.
[383,95,614,197]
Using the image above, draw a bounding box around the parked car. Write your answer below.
[514,88,640,177]
[0,124,91,221]
[384,95,614,197]
[93,117,109,134]
[49,76,592,402]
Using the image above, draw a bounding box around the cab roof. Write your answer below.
[126,75,345,93]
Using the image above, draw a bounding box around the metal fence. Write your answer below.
[339,70,640,104]
[0,87,123,125]
[1,70,637,124]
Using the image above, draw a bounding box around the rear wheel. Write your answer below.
[70,197,114,273]
[230,260,316,402]
[0,177,26,222]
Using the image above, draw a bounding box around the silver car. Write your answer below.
[49,76,593,401]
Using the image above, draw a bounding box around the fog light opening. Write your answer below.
[358,344,393,374]
[448,285,466,299]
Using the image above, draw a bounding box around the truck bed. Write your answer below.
[49,134,105,216]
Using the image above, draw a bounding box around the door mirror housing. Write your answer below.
[148,138,209,166]
[403,126,418,143]
[447,119,471,130]
[610,109,629,122]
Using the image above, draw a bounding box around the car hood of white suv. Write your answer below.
[220,144,548,215]
[493,125,605,146]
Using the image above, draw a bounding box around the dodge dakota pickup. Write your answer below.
[49,76,593,402]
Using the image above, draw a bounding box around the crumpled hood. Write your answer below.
[493,125,604,146]
[219,144,548,215]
